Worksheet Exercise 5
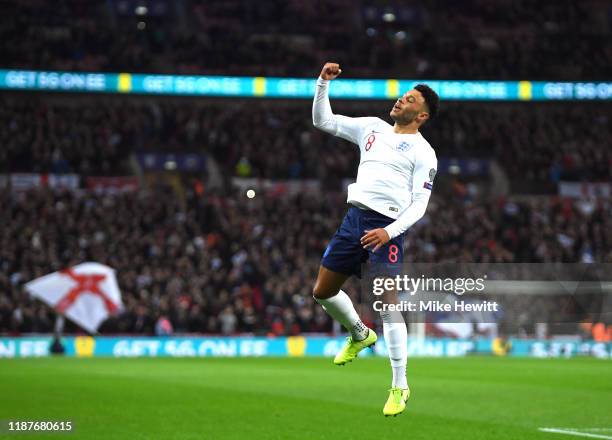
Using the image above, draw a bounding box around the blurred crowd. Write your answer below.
[1,185,610,335]
[2,96,610,184]
[1,0,610,338]
[1,0,610,80]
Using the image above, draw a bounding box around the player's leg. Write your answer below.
[314,207,379,364]
[367,234,409,393]
[380,288,409,416]
[313,265,377,365]
[364,212,409,415]
[379,286,408,391]
[313,265,368,339]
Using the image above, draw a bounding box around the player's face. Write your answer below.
[390,89,427,125]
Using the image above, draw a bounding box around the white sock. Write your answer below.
[380,310,408,389]
[316,290,369,341]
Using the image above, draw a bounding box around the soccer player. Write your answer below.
[312,62,439,417]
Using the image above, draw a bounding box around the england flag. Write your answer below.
[25,262,123,334]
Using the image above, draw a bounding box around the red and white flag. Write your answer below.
[25,262,123,334]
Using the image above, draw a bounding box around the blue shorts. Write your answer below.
[321,206,404,278]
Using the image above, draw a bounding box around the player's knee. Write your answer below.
[312,282,336,300]
[312,283,325,300]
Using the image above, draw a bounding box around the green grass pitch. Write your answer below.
[0,356,610,439]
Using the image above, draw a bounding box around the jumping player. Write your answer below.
[312,62,439,417]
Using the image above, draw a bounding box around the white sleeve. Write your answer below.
[312,77,368,144]
[384,149,437,239]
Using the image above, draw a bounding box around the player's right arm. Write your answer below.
[312,62,367,144]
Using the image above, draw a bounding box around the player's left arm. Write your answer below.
[361,148,437,252]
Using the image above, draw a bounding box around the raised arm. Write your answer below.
[312,62,368,144]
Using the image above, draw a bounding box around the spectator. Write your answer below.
[155,314,173,336]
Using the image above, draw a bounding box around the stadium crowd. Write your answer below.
[1,185,610,335]
[2,0,610,80]
[1,0,610,339]
[1,96,610,184]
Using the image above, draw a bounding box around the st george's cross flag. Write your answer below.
[25,262,123,334]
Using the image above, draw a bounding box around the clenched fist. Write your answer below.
[320,62,342,80]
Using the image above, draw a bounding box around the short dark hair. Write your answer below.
[414,84,439,122]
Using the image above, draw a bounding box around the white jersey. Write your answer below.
[313,77,437,239]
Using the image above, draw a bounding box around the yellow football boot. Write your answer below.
[383,387,410,417]
[333,329,377,365]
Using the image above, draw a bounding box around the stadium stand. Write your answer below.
[1,0,610,80]
[1,96,610,184]
[0,0,610,337]
[1,186,610,334]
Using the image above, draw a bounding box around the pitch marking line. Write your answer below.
[539,428,612,439]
